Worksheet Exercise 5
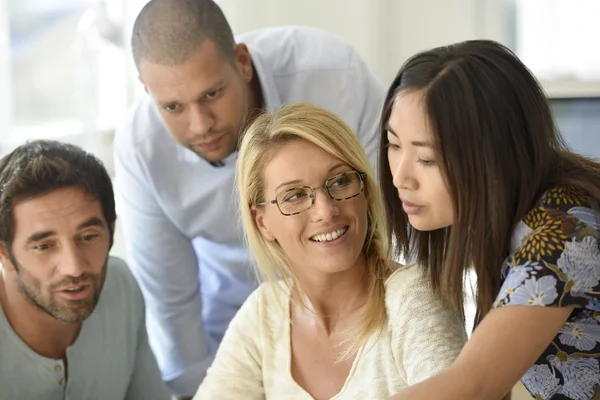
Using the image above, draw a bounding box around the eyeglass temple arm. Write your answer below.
[255,199,278,206]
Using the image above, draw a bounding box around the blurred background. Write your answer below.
[1,2,599,397]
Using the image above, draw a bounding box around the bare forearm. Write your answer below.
[390,367,488,400]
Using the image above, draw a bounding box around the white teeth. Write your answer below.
[311,227,348,242]
[65,286,83,292]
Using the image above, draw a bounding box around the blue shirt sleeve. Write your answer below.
[350,51,386,176]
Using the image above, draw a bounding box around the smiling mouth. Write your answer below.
[309,226,349,242]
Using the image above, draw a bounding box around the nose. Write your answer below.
[57,242,86,278]
[391,154,418,191]
[310,187,340,221]
[188,103,215,136]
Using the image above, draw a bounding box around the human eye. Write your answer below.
[33,243,53,252]
[205,88,223,100]
[80,233,101,243]
[330,173,352,187]
[418,158,436,167]
[281,189,308,203]
[163,103,181,113]
[385,139,400,151]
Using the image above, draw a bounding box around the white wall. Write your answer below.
[0,0,11,148]
[217,0,510,85]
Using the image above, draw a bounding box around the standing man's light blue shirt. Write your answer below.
[0,256,170,400]
[113,25,385,397]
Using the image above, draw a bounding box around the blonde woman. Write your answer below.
[193,102,467,400]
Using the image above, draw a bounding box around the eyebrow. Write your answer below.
[385,124,434,148]
[24,217,107,245]
[274,163,347,192]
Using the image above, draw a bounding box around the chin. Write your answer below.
[315,256,362,275]
[408,217,448,232]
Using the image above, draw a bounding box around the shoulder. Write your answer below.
[384,263,440,320]
[227,280,289,335]
[240,280,288,315]
[511,186,599,265]
[385,263,467,380]
[101,256,145,311]
[385,263,465,326]
[385,263,434,300]
[238,26,362,75]
[496,186,600,309]
[113,94,177,161]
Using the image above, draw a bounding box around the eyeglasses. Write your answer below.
[256,170,367,216]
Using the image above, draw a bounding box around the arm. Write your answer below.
[114,139,210,398]
[392,201,599,399]
[390,305,572,400]
[193,288,265,400]
[390,266,468,384]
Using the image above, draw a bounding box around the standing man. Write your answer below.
[0,140,169,400]
[113,0,385,398]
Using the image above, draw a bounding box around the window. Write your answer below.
[514,0,600,97]
[2,0,130,161]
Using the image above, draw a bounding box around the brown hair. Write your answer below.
[378,40,600,329]
[0,140,116,249]
[131,0,236,71]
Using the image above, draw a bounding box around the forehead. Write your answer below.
[262,140,345,192]
[140,40,234,102]
[388,91,433,140]
[12,187,105,238]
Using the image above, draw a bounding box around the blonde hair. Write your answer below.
[236,102,391,359]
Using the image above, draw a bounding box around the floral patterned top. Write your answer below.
[494,186,600,400]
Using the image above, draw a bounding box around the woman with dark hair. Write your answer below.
[380,40,600,400]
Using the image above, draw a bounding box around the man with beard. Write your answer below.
[114,1,385,398]
[0,140,169,400]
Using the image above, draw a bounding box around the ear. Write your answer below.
[0,242,16,272]
[251,205,275,241]
[234,43,253,84]
[137,74,149,94]
[107,221,116,250]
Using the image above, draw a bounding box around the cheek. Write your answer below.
[84,240,111,264]
[17,265,47,290]
[160,113,187,141]
[387,150,398,175]
[266,216,306,251]
[435,185,454,222]
[215,88,245,126]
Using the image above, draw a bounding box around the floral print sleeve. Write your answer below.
[493,187,600,400]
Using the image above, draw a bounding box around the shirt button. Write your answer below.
[59,379,66,386]
[55,365,62,372]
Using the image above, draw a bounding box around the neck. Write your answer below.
[0,271,81,360]
[292,257,370,335]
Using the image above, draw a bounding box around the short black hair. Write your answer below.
[131,0,236,71]
[0,140,117,248]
